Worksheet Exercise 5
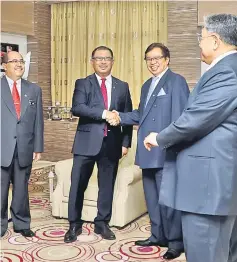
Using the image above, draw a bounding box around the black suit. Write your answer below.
[68,73,133,227]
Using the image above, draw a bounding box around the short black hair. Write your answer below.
[144,43,170,60]
[91,46,113,58]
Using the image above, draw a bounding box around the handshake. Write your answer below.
[105,110,121,126]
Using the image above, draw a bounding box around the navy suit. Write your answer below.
[68,73,132,227]
[119,69,189,249]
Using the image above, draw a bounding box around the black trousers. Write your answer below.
[1,146,32,233]
[68,138,119,227]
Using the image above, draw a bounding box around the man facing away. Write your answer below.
[1,51,44,237]
[109,43,189,260]
[64,46,133,243]
[144,14,237,262]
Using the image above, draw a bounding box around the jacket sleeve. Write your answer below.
[171,76,190,122]
[34,87,44,152]
[157,67,237,148]
[71,79,104,120]
[121,83,133,148]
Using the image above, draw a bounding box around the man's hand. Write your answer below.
[144,132,159,151]
[105,110,120,126]
[122,147,128,157]
[33,152,41,162]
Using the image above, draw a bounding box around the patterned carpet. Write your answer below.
[1,163,186,262]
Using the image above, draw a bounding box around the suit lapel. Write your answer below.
[109,77,118,110]
[1,76,18,119]
[140,69,170,125]
[20,79,30,119]
[89,74,105,106]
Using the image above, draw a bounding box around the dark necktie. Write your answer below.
[101,78,108,136]
[12,81,21,119]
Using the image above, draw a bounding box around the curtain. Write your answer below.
[51,1,167,108]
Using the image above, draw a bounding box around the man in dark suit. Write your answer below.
[1,51,44,237]
[144,14,237,262]
[64,46,133,243]
[109,43,189,260]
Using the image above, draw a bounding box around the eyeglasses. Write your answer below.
[197,33,215,44]
[92,57,113,62]
[7,59,25,65]
[144,56,164,63]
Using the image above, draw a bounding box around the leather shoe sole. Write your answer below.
[94,227,116,240]
[135,239,166,247]
[14,229,35,237]
[64,228,82,243]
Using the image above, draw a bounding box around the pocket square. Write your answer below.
[157,88,166,96]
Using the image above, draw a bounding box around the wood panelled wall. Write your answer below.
[168,1,200,90]
[198,1,237,25]
[27,2,51,110]
[1,1,35,35]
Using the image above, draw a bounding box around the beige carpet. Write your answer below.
[1,163,186,262]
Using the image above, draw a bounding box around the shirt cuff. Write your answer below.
[102,110,107,119]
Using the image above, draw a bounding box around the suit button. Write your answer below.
[14,136,17,139]
[152,118,155,121]
[154,105,157,107]
[17,121,20,124]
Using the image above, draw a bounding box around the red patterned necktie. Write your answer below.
[12,81,21,119]
[101,78,108,136]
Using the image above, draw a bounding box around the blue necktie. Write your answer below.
[145,76,159,107]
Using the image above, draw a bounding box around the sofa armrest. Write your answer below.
[116,165,142,187]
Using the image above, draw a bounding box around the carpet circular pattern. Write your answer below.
[0,249,34,262]
[109,238,161,260]
[23,243,95,262]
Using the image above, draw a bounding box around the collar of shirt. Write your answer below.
[5,75,21,94]
[95,73,112,89]
[152,67,169,85]
[206,50,237,72]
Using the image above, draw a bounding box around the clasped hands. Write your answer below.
[105,110,121,126]
[105,109,158,151]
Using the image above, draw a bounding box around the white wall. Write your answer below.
[1,32,27,57]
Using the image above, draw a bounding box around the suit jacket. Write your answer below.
[71,73,133,160]
[158,53,237,215]
[1,76,44,167]
[119,69,190,169]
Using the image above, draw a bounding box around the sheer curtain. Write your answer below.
[51,1,167,107]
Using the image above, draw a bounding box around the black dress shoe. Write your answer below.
[163,248,183,260]
[94,224,116,240]
[135,238,166,247]
[14,229,35,237]
[64,225,82,243]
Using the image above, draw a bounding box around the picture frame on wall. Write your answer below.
[1,42,19,53]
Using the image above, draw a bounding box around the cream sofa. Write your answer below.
[51,130,147,227]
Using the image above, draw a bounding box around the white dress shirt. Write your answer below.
[95,73,112,119]
[6,75,22,99]
[145,67,169,106]
[206,50,237,71]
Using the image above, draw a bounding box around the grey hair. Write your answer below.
[204,14,237,46]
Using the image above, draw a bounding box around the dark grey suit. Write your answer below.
[119,69,189,249]
[158,53,237,262]
[1,76,44,233]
